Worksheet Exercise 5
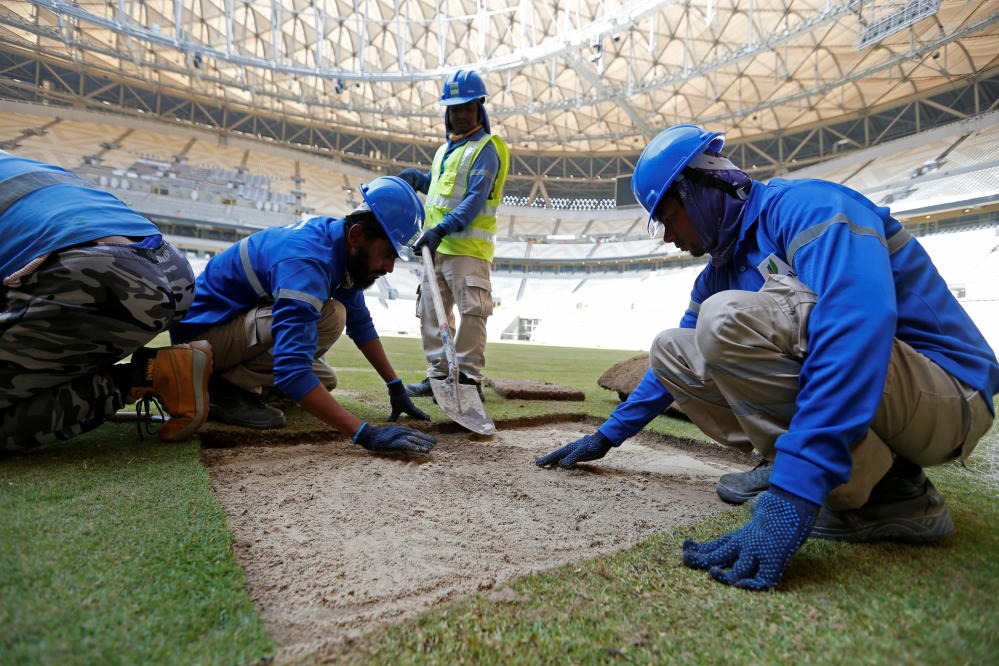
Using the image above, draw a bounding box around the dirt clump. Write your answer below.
[485,377,585,401]
[597,354,690,420]
[598,353,650,401]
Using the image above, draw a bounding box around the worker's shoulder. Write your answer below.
[761,178,865,212]
[765,177,849,196]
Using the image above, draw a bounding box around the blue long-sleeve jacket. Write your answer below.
[0,153,159,278]
[600,178,999,505]
[171,217,378,401]
[401,128,499,234]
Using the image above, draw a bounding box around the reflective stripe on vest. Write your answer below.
[787,214,914,266]
[425,138,486,210]
[425,134,509,262]
[448,227,496,243]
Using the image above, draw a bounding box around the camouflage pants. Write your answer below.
[0,240,194,451]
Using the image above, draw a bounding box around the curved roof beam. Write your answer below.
[25,0,675,81]
[2,0,994,153]
[9,1,993,130]
[564,52,655,136]
[497,14,995,118]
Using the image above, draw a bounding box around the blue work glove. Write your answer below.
[412,225,447,255]
[353,422,436,454]
[387,378,430,422]
[535,432,613,468]
[397,167,426,190]
[682,486,819,591]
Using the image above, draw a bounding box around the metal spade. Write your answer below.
[420,245,495,435]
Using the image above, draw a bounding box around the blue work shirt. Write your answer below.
[600,178,999,505]
[0,152,159,278]
[172,217,378,401]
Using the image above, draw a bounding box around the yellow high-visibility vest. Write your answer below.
[424,134,509,262]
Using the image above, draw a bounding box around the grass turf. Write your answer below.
[2,335,997,664]
[0,431,273,665]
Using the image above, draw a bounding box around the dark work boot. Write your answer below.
[810,457,954,543]
[459,372,485,402]
[259,386,296,411]
[405,377,436,398]
[716,459,772,504]
[208,377,285,429]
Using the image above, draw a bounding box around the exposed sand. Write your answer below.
[201,420,751,662]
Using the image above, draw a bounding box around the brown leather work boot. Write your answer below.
[128,341,213,442]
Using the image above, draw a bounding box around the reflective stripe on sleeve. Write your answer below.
[274,288,325,312]
[239,237,269,299]
[786,213,886,266]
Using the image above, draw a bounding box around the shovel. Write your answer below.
[420,245,496,435]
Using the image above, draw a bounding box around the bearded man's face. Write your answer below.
[347,237,396,289]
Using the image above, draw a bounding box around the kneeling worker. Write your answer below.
[1,151,210,451]
[171,176,435,455]
[537,124,998,590]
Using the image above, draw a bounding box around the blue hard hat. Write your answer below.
[440,70,488,106]
[357,176,424,260]
[631,124,726,220]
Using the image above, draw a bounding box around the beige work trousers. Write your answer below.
[417,253,493,382]
[650,274,994,510]
[193,299,346,393]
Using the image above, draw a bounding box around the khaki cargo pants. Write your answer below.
[417,253,493,382]
[650,274,994,510]
[192,299,346,393]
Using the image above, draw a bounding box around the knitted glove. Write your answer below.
[682,486,819,591]
[353,422,436,454]
[412,226,447,254]
[397,167,427,191]
[535,432,613,468]
[387,379,430,422]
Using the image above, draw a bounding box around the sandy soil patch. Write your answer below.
[201,420,752,662]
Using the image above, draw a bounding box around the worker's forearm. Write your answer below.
[357,338,397,382]
[297,384,363,436]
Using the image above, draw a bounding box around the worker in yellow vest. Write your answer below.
[401,69,510,400]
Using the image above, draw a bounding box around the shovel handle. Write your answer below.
[421,246,460,390]
[421,246,451,329]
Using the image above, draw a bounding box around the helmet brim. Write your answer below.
[440,95,486,106]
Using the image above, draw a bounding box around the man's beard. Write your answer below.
[346,245,381,290]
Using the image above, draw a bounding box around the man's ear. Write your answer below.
[346,223,364,250]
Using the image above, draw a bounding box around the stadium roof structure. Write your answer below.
[0,0,997,195]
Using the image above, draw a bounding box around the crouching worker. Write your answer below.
[536,124,998,590]
[171,176,436,455]
[1,151,212,451]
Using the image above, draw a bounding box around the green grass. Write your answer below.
[325,455,999,665]
[2,334,997,665]
[331,335,646,425]
[0,431,274,665]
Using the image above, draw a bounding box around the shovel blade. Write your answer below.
[429,378,496,435]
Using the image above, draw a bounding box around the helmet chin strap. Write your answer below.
[449,124,483,142]
[688,151,739,171]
